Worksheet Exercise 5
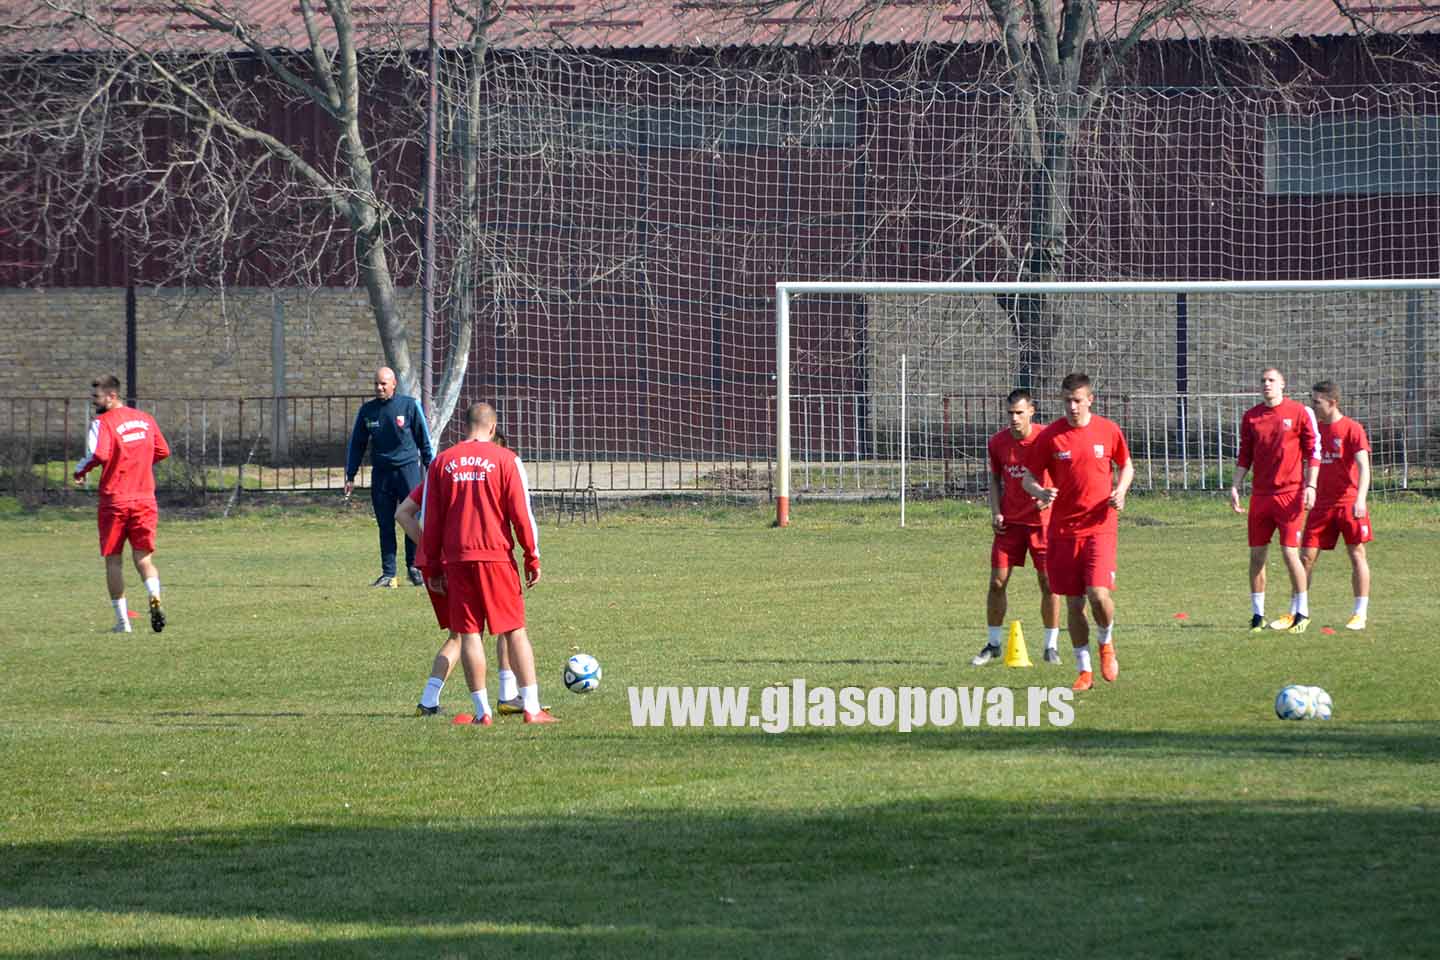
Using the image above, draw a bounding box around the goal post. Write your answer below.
[774,278,1440,527]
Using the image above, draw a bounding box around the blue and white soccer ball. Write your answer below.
[1307,686,1333,721]
[1274,684,1312,721]
[564,653,602,694]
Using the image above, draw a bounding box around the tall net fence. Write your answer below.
[429,55,1440,497]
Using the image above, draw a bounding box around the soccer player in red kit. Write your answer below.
[72,375,170,634]
[1022,373,1134,692]
[1301,381,1372,631]
[420,402,556,725]
[971,388,1062,666]
[1230,367,1320,634]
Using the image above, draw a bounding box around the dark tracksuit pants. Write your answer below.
[372,461,424,577]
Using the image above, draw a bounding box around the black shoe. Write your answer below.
[971,643,1003,666]
[1042,647,1061,664]
[1287,613,1310,634]
[407,567,425,587]
[149,597,166,633]
[1249,614,1265,633]
[415,704,442,717]
[371,575,397,589]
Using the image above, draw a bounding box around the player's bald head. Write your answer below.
[373,366,397,399]
[466,402,497,430]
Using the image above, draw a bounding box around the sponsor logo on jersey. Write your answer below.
[1056,450,1071,461]
[1093,444,1105,458]
[1283,418,1293,430]
[366,418,380,430]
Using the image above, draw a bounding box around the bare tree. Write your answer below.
[0,0,608,432]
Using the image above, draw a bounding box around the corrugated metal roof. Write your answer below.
[5,0,1438,55]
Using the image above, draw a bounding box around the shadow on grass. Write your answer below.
[2,799,1436,959]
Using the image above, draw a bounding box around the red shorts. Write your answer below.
[991,524,1047,570]
[445,560,525,635]
[1302,503,1374,550]
[97,499,158,556]
[1045,533,1117,596]
[1248,490,1304,548]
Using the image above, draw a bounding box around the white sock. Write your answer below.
[1354,596,1369,617]
[1043,627,1060,651]
[1251,592,1265,617]
[498,669,518,702]
[144,577,160,600]
[1074,645,1092,674]
[1098,624,1113,647]
[1296,592,1309,617]
[112,597,128,624]
[987,625,1003,648]
[521,684,541,714]
[420,677,444,709]
[470,688,491,718]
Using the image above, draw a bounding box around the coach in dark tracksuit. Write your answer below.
[344,366,435,587]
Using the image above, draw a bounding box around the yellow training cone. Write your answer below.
[1004,620,1033,668]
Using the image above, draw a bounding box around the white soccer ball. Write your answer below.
[1308,686,1333,720]
[564,653,602,694]
[1274,684,1312,721]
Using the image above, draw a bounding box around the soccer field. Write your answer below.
[1,496,1438,959]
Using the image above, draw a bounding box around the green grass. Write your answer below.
[2,497,1438,958]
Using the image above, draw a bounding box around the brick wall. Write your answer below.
[2,286,408,400]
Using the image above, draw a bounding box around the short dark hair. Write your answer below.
[1006,388,1035,408]
[1060,372,1091,393]
[91,375,121,394]
[1312,380,1341,404]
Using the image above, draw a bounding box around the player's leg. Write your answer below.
[104,553,131,632]
[370,470,399,586]
[416,631,460,716]
[1346,541,1370,630]
[126,501,164,633]
[1087,586,1118,682]
[400,462,424,585]
[495,631,522,713]
[1066,595,1094,691]
[1279,545,1309,633]
[1249,544,1271,630]
[973,564,1012,665]
[455,632,492,725]
[133,551,165,633]
[1036,529,1061,662]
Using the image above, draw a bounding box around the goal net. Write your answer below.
[775,280,1439,522]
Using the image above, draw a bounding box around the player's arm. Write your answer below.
[1354,448,1371,517]
[419,464,447,590]
[1110,458,1135,512]
[412,399,436,467]
[509,459,542,587]
[343,406,368,497]
[1301,405,1321,510]
[1231,416,1253,513]
[1020,467,1056,505]
[987,468,1005,533]
[73,419,107,484]
[152,422,171,464]
[396,495,423,545]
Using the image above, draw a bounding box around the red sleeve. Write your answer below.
[1353,420,1371,453]
[1300,403,1321,468]
[419,460,447,564]
[1111,421,1130,468]
[507,458,540,572]
[1024,427,1052,479]
[151,418,171,464]
[406,484,424,505]
[1236,413,1254,471]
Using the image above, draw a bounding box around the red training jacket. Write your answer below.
[420,439,540,573]
[73,406,170,503]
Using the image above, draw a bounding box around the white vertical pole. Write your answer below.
[776,285,791,527]
[899,353,907,529]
